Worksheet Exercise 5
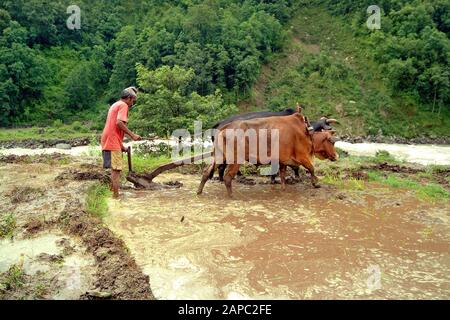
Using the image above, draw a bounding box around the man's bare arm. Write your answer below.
[117,120,141,141]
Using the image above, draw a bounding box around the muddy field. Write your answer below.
[0,155,153,300]
[0,154,449,300]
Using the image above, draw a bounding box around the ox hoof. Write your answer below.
[313,184,321,189]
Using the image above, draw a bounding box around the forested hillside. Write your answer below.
[0,0,448,138]
[242,1,450,138]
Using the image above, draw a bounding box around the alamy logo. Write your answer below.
[67,5,81,30]
[367,5,381,30]
[66,265,81,290]
[366,265,382,292]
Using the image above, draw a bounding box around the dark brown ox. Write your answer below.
[197,113,338,197]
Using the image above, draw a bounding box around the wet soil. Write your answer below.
[106,172,449,299]
[0,158,153,300]
[1,153,448,300]
[0,153,72,165]
[0,137,93,149]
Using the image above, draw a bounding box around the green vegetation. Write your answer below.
[373,150,398,163]
[320,0,449,113]
[322,175,365,190]
[131,154,172,174]
[0,264,25,291]
[33,283,48,299]
[246,3,449,137]
[0,0,294,129]
[86,184,111,220]
[0,124,98,142]
[367,170,449,201]
[314,152,449,202]
[131,64,238,136]
[0,1,447,138]
[0,213,16,239]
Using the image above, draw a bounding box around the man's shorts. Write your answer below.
[102,150,123,171]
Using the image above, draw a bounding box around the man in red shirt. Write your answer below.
[101,87,141,198]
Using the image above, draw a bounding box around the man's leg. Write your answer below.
[102,151,114,191]
[111,169,121,199]
[111,151,124,199]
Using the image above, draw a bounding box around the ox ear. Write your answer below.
[329,129,337,136]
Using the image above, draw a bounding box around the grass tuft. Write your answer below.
[0,264,25,291]
[367,171,449,202]
[0,213,16,239]
[86,184,111,220]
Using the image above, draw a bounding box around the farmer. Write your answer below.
[101,87,141,199]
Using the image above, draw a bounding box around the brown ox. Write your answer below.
[197,113,338,197]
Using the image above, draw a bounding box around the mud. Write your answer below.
[9,186,45,204]
[1,150,449,300]
[0,137,93,150]
[0,160,153,300]
[362,162,424,174]
[0,153,72,164]
[0,232,95,300]
[60,200,153,300]
[106,172,449,300]
[56,169,110,184]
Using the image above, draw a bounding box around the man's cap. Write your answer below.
[121,87,137,99]
[126,86,138,94]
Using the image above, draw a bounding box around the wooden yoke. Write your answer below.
[296,102,314,137]
[296,102,302,115]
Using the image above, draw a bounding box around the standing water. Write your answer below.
[335,142,450,166]
[1,141,450,166]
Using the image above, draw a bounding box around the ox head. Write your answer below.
[313,117,339,132]
[313,130,339,161]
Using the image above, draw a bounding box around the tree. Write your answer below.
[0,19,49,125]
[107,26,138,100]
[130,64,237,137]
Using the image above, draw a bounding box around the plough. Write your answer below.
[124,146,211,189]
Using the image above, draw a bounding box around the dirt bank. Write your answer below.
[0,137,94,149]
[338,135,450,145]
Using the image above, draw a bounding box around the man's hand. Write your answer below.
[131,134,141,141]
[117,120,142,142]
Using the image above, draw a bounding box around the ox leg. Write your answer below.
[291,166,301,183]
[301,161,320,188]
[208,165,215,179]
[270,174,277,184]
[224,164,240,198]
[218,164,226,181]
[279,164,287,191]
[293,166,300,178]
[197,163,215,195]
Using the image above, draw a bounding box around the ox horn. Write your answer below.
[326,118,339,124]
[296,102,302,114]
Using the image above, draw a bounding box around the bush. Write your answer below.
[52,119,63,128]
[71,121,82,131]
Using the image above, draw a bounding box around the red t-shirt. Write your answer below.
[101,101,129,151]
